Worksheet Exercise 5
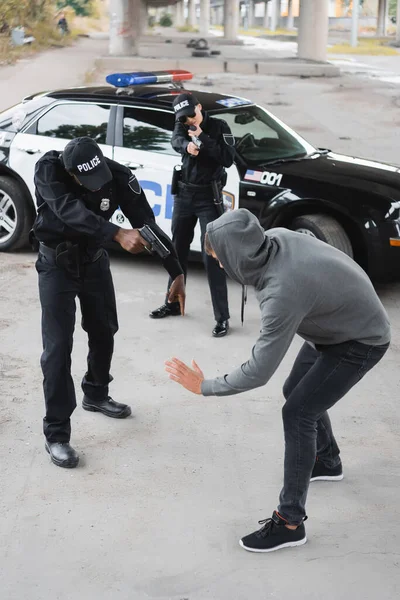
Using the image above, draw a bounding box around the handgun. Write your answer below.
[189,125,202,150]
[139,224,171,260]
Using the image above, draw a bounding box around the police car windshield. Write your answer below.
[211,105,315,166]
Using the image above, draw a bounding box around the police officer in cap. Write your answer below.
[33,136,185,468]
[150,92,235,337]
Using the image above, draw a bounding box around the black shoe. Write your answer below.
[310,459,343,482]
[45,441,79,469]
[239,511,307,553]
[212,320,229,337]
[149,302,181,319]
[82,395,131,419]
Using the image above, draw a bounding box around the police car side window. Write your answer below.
[121,107,175,155]
[36,103,110,144]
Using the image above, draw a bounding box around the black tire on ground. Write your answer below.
[186,38,196,48]
[195,38,209,50]
[0,176,33,251]
[191,50,210,57]
[290,214,354,258]
[210,50,221,55]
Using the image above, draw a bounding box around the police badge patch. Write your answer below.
[100,198,110,211]
[223,133,235,147]
[129,174,141,194]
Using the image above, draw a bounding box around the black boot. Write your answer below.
[149,302,181,319]
[45,441,79,468]
[82,395,131,419]
[212,320,229,337]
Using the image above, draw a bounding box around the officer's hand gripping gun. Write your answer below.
[139,224,171,260]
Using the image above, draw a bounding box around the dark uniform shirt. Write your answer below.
[33,151,183,280]
[171,112,235,185]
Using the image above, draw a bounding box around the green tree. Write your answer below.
[56,1,93,17]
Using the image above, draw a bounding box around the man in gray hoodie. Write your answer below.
[165,209,390,553]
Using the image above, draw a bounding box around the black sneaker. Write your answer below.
[310,460,343,482]
[239,511,307,553]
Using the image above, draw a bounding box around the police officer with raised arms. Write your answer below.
[33,136,185,468]
[150,92,235,337]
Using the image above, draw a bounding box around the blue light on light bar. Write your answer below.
[106,70,193,88]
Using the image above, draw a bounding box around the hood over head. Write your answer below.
[206,209,273,287]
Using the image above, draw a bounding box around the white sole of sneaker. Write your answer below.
[310,474,344,482]
[239,536,307,553]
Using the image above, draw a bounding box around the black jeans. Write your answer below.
[166,189,229,322]
[36,248,118,443]
[278,340,389,524]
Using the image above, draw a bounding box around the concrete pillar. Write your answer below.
[248,0,254,28]
[396,0,400,45]
[298,0,328,62]
[175,0,185,27]
[188,0,196,27]
[140,0,147,34]
[287,0,294,29]
[109,0,135,55]
[224,0,239,40]
[377,0,386,36]
[270,0,278,31]
[200,0,210,34]
[263,0,269,29]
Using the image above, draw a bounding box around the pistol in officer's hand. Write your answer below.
[113,228,150,254]
[187,142,200,156]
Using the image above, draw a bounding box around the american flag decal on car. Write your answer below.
[244,170,263,182]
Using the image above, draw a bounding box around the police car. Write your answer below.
[1,68,400,282]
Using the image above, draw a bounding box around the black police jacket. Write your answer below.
[33,151,183,280]
[171,112,235,185]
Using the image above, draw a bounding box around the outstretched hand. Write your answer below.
[165,358,204,395]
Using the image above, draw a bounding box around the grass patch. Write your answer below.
[0,24,76,66]
[211,25,293,36]
[242,27,294,36]
[177,25,199,33]
[328,38,399,55]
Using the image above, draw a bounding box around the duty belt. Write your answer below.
[39,242,103,265]
[178,181,221,192]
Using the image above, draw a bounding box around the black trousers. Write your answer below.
[35,248,118,443]
[166,189,230,322]
[278,340,389,524]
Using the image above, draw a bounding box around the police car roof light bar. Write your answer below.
[106,70,193,88]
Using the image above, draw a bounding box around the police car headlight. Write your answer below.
[223,191,235,212]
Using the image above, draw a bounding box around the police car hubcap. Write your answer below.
[0,192,17,243]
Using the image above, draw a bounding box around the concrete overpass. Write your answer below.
[109,0,330,62]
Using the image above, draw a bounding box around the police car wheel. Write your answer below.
[0,176,33,252]
[291,214,354,258]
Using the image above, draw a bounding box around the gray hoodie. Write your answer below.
[201,209,390,397]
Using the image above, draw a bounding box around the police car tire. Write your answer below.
[0,176,32,252]
[192,50,211,57]
[291,214,354,258]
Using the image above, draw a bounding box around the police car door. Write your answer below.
[8,102,114,201]
[111,105,188,244]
